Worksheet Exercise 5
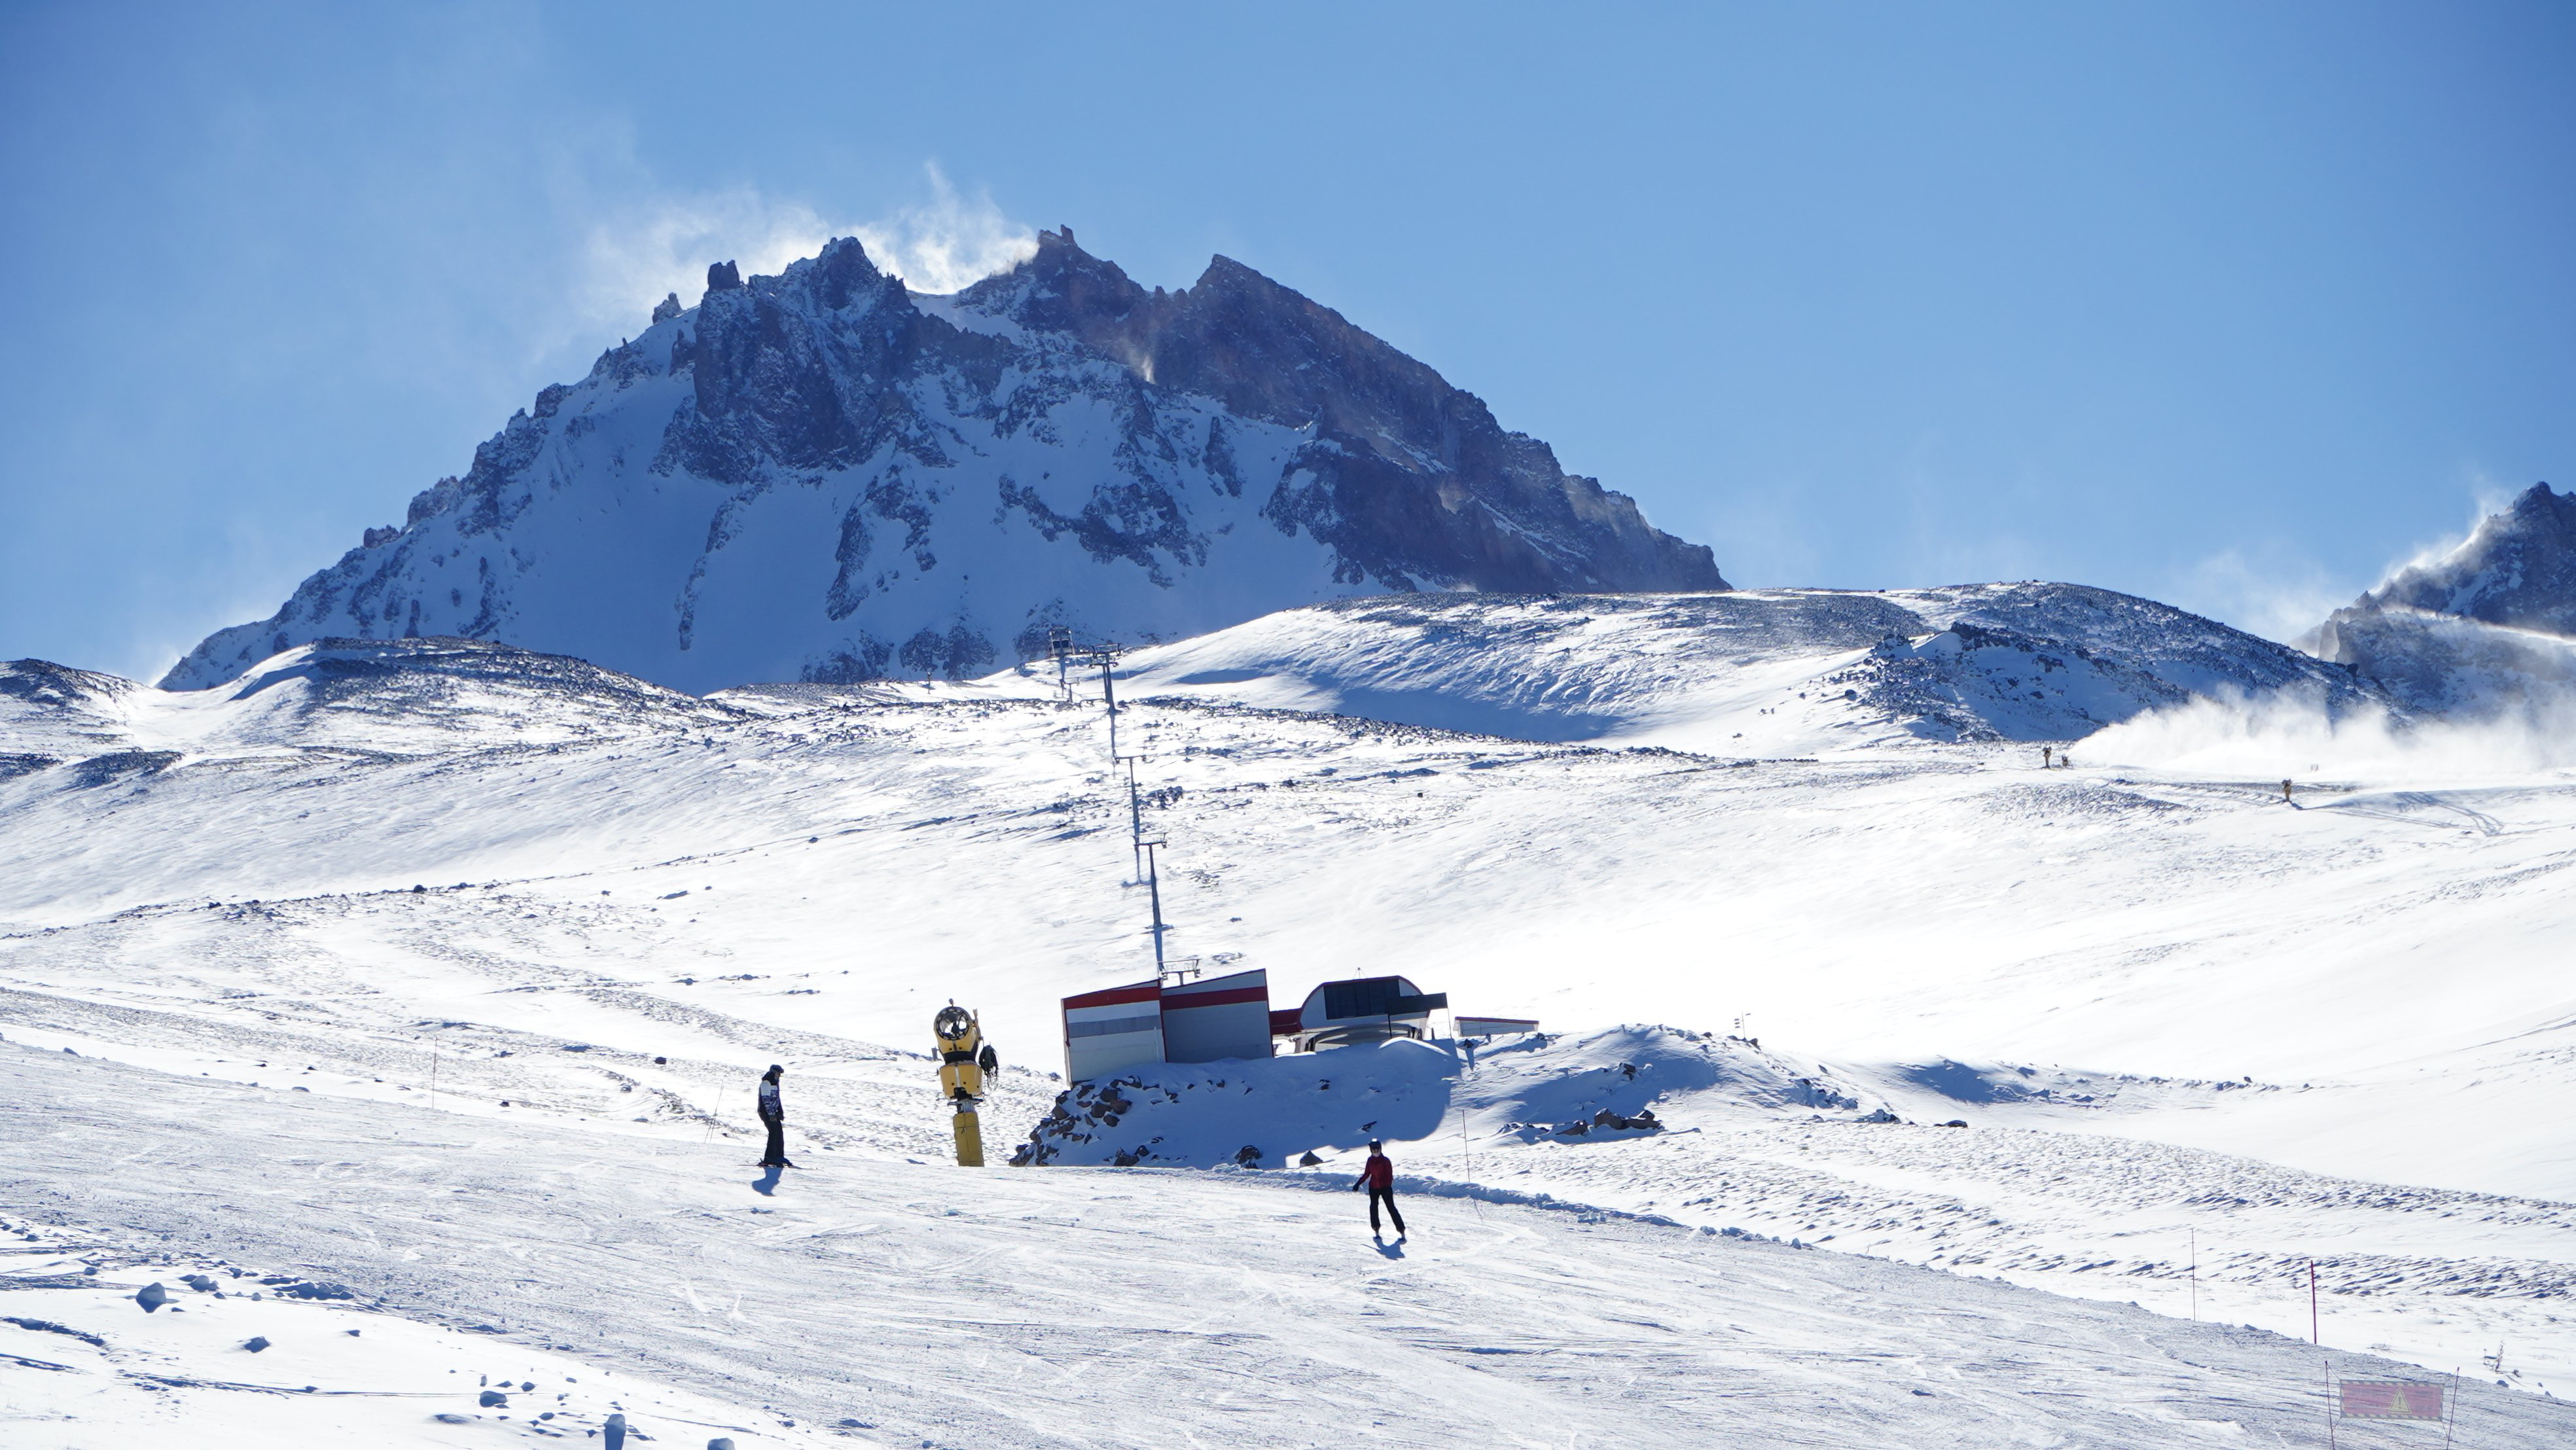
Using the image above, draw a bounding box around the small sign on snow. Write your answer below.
[2339,1381,2444,1419]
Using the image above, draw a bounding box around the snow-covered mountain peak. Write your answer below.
[2307,484,2576,713]
[2352,482,2576,634]
[163,231,1722,695]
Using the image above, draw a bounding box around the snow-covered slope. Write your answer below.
[164,230,1722,695]
[9,632,2576,1417]
[2310,483,2576,715]
[27,1050,2574,1449]
[1113,583,2388,751]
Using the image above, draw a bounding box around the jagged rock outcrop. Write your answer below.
[2338,484,2576,635]
[165,230,1723,694]
[2309,484,2576,713]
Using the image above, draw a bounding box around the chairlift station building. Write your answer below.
[1060,970,1477,1083]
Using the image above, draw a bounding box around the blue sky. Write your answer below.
[4,1,2570,679]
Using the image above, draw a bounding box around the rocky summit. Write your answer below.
[2307,482,2576,713]
[164,230,1723,694]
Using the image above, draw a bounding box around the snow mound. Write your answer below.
[1010,1027,1878,1168]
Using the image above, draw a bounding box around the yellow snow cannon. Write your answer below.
[934,1002,993,1167]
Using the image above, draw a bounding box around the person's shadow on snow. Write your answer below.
[1373,1237,1406,1260]
[751,1166,782,1197]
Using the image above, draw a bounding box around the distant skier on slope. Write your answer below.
[1353,1140,1406,1239]
[757,1064,796,1169]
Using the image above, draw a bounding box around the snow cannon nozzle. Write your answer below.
[933,1004,992,1167]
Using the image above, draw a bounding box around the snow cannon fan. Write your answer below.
[933,1003,997,1167]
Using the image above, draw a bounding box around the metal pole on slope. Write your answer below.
[2310,1260,2321,1345]
[1122,756,1147,879]
[2189,1229,2196,1322]
[1141,838,1169,976]
[2442,1368,2459,1449]
[1098,650,1120,762]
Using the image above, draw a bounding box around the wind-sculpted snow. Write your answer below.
[1115,582,2384,750]
[164,230,1720,696]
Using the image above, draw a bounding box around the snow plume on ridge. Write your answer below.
[578,168,1032,329]
[2086,684,2576,781]
[850,164,1037,294]
[2173,545,2352,646]
[579,185,840,331]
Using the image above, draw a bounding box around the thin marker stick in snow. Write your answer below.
[2443,1368,2459,1449]
[2310,1260,2320,1345]
[2188,1230,2195,1322]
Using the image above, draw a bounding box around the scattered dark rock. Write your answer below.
[242,1335,270,1353]
[134,1282,168,1313]
[1234,1144,1264,1168]
[1298,1150,1323,1167]
[480,1389,509,1407]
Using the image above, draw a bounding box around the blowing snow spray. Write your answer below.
[935,1003,997,1167]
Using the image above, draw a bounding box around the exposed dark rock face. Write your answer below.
[2308,484,2576,713]
[2342,484,2576,635]
[956,231,1722,594]
[166,232,1723,694]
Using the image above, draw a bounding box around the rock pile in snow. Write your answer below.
[1010,1027,1886,1169]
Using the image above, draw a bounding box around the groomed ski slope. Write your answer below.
[5,622,2575,1443]
[11,1047,2570,1450]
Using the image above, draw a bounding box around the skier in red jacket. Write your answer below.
[1353,1140,1406,1238]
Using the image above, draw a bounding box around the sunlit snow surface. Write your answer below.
[5,618,2574,1445]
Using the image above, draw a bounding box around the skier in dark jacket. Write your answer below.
[1353,1140,1405,1237]
[757,1064,795,1168]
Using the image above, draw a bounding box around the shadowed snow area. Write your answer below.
[7,622,2575,1442]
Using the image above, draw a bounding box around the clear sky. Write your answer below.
[4,1,2570,679]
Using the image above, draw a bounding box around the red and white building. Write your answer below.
[1060,968,1273,1084]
